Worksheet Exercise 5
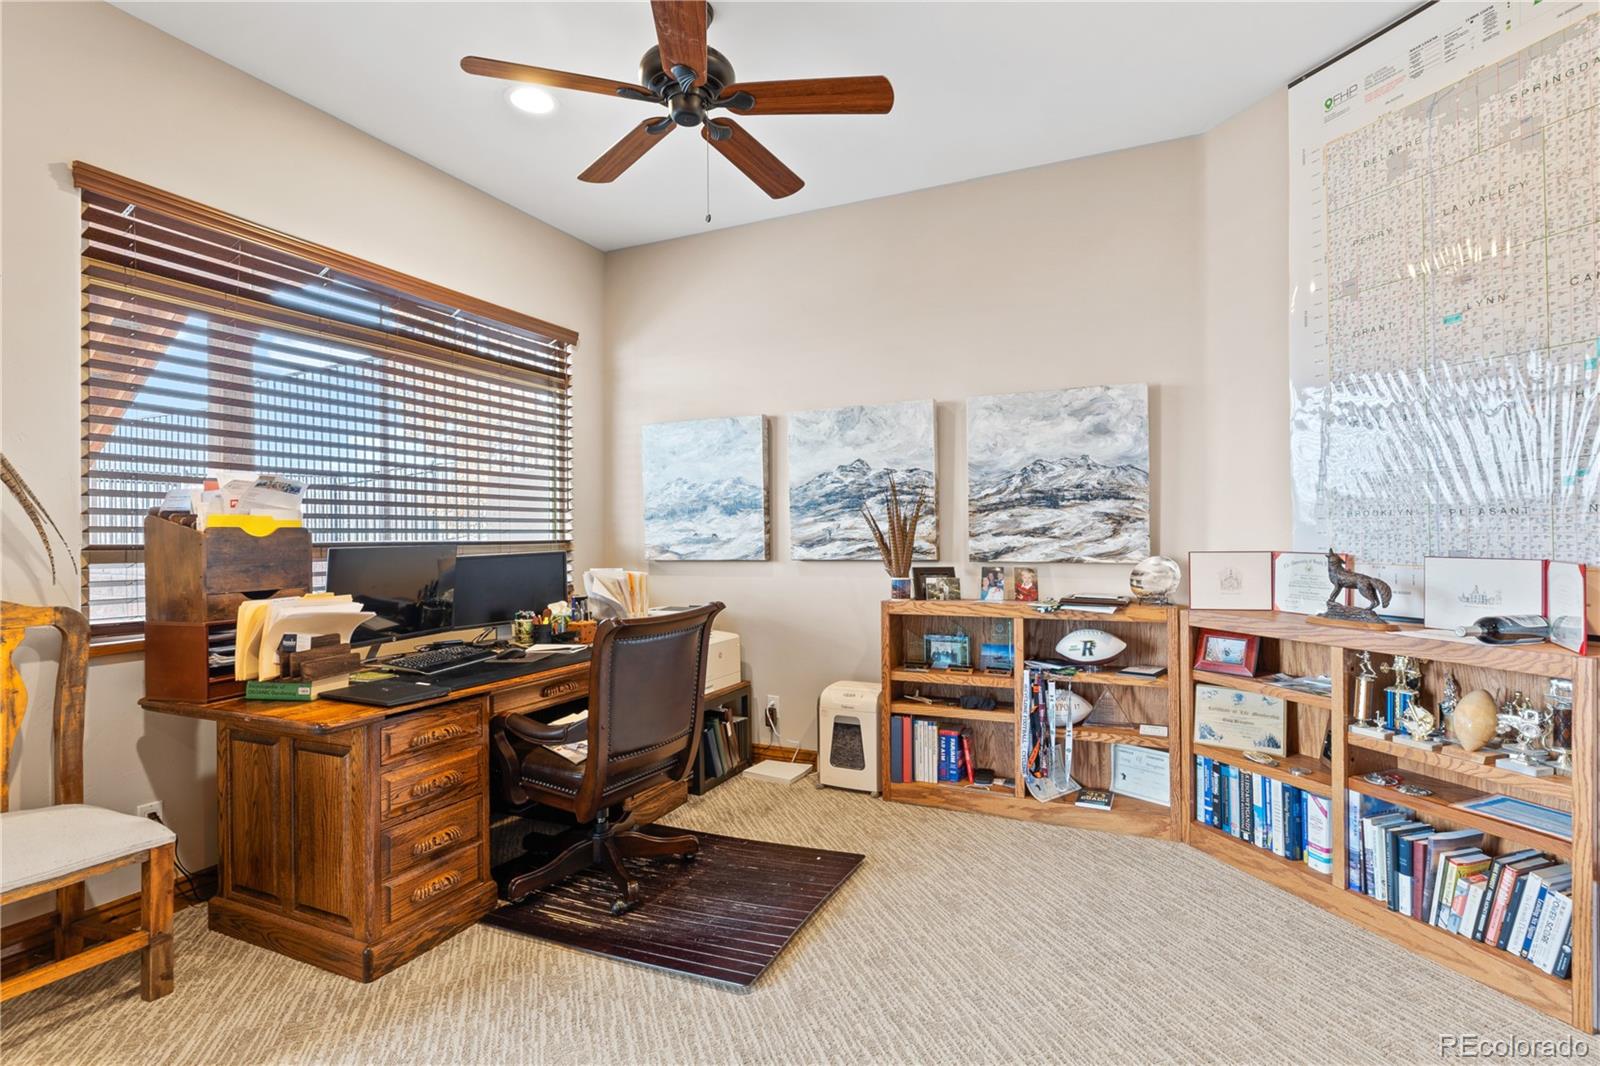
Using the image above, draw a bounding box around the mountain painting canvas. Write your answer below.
[967,385,1150,562]
[642,416,770,561]
[788,401,936,561]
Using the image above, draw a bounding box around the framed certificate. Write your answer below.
[1110,744,1170,807]
[1192,683,1286,757]
[1188,551,1273,611]
[1422,556,1546,632]
[1546,561,1588,654]
[1272,551,1347,614]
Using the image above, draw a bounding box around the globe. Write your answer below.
[1129,555,1181,605]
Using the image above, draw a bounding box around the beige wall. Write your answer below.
[603,93,1290,749]
[0,1,606,913]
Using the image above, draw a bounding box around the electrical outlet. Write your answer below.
[766,695,779,715]
[136,800,164,822]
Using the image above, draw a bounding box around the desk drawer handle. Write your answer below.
[409,771,464,799]
[541,680,580,699]
[410,873,460,904]
[408,725,465,749]
[411,827,462,858]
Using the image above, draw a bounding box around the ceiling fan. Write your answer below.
[460,1,893,199]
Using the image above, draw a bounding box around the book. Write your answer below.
[1394,827,1432,918]
[1529,889,1572,972]
[1457,874,1490,938]
[959,729,975,784]
[1075,789,1114,810]
[1473,849,1539,942]
[938,728,962,782]
[1364,813,1411,902]
[1420,830,1484,921]
[1346,792,1402,891]
[889,715,906,783]
[244,679,317,701]
[1519,866,1572,960]
[1304,793,1332,874]
[1434,850,1489,929]
[1486,856,1551,947]
[1383,821,1427,911]
[1496,860,1556,951]
[1505,864,1568,954]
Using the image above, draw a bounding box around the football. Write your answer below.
[1061,689,1094,724]
[1055,628,1127,664]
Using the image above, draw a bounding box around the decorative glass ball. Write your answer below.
[1129,555,1181,605]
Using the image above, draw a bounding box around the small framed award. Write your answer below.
[1188,551,1273,611]
[1192,683,1287,757]
[1193,629,1260,677]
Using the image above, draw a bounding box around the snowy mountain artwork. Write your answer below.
[642,416,770,561]
[967,385,1149,562]
[788,401,936,561]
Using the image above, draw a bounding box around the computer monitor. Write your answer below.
[326,543,457,641]
[452,551,569,629]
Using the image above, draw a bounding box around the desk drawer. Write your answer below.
[380,747,481,825]
[380,796,482,880]
[379,701,484,766]
[382,845,483,930]
[493,672,587,717]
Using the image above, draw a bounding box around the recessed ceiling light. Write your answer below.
[507,86,557,115]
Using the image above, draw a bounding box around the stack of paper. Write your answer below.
[585,569,649,619]
[235,593,374,681]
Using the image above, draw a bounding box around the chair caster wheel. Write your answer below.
[610,895,639,916]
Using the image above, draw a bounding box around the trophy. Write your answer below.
[1382,655,1424,735]
[1349,651,1389,738]
[1495,691,1554,777]
[1544,678,1574,776]
[1433,671,1460,742]
[1397,699,1441,750]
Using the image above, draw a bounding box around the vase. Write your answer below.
[889,577,911,600]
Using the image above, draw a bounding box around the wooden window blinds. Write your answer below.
[73,163,577,630]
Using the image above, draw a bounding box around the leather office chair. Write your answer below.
[490,602,724,914]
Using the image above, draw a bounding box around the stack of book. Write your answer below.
[1347,793,1572,978]
[1193,756,1333,874]
[888,715,973,784]
[699,706,745,781]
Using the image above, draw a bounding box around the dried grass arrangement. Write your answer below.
[2,454,75,585]
[861,476,926,578]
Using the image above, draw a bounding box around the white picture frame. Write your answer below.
[1422,556,1546,632]
[1188,551,1273,611]
[1110,744,1170,807]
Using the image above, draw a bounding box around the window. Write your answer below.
[73,164,577,633]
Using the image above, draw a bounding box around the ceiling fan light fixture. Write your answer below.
[506,85,557,115]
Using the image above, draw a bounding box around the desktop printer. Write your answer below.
[706,631,741,694]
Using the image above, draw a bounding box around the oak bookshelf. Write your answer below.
[1181,610,1599,1032]
[879,600,1183,839]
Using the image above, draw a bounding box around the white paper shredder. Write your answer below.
[817,680,882,794]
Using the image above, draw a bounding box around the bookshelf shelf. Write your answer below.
[1344,772,1573,860]
[887,700,1013,724]
[1072,724,1169,750]
[1192,669,1332,709]
[1043,671,1170,690]
[888,669,1014,690]
[1345,731,1573,805]
[1183,610,1597,1032]
[1193,743,1332,798]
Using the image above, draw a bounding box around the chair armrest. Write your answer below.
[501,713,587,747]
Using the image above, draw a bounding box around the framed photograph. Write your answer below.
[1192,683,1287,757]
[1272,550,1348,614]
[1422,556,1546,632]
[1193,629,1260,677]
[1110,744,1170,806]
[923,574,962,601]
[1546,561,1588,654]
[923,633,970,669]
[1013,567,1039,603]
[1188,551,1273,610]
[979,566,1006,602]
[912,565,956,600]
[979,642,1014,672]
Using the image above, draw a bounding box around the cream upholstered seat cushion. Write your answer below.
[0,804,176,895]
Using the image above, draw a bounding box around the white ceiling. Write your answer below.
[118,1,1414,251]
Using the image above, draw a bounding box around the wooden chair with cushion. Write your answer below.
[490,602,724,914]
[1,602,176,1002]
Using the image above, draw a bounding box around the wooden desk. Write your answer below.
[142,660,684,981]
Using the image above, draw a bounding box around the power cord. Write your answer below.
[145,811,212,906]
[763,699,802,763]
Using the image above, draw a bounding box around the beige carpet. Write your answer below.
[1,777,1583,1065]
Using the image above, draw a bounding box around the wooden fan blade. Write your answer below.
[579,120,675,183]
[651,0,707,86]
[460,56,651,100]
[702,118,803,199]
[721,76,894,115]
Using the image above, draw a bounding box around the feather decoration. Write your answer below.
[1,454,77,584]
[861,475,927,577]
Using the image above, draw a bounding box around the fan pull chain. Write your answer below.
[705,139,711,224]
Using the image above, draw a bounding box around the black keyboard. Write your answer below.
[384,645,498,675]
